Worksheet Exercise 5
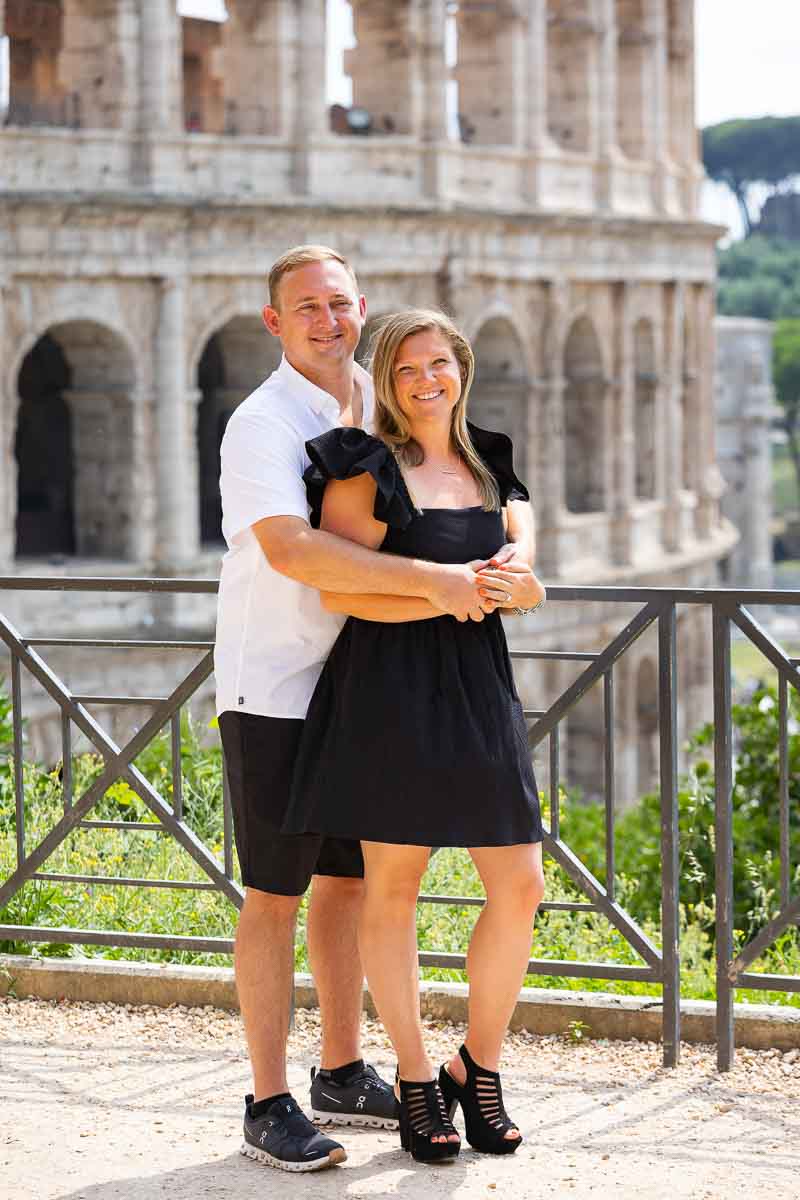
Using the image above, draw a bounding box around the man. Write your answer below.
[215,245,538,1172]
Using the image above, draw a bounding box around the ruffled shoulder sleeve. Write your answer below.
[467,422,530,504]
[303,428,415,530]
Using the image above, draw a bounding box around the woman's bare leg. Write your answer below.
[445,842,544,1139]
[359,840,457,1144]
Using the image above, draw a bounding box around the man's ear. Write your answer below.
[263,304,281,337]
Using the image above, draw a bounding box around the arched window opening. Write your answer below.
[197,316,281,544]
[339,1,415,136]
[634,319,657,500]
[15,321,136,560]
[3,0,74,128]
[3,0,126,130]
[182,18,224,133]
[15,334,75,558]
[681,315,695,492]
[564,316,605,513]
[453,1,518,146]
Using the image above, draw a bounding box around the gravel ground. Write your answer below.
[2,995,800,1199]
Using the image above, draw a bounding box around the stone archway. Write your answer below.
[563,316,605,513]
[196,316,280,544]
[14,320,136,560]
[470,317,530,480]
[634,318,657,500]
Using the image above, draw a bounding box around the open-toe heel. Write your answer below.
[438,1044,522,1155]
[397,1078,461,1164]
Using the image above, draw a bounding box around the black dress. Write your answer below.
[283,424,543,848]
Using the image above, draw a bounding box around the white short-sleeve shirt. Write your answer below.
[214,354,374,719]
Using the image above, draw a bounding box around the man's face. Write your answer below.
[262,260,366,376]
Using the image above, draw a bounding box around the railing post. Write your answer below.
[658,600,680,1066]
[713,603,735,1071]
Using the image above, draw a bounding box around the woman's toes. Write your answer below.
[504,1127,521,1140]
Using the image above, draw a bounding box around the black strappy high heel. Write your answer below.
[397,1077,461,1163]
[438,1044,522,1155]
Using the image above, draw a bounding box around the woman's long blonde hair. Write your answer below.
[368,309,500,511]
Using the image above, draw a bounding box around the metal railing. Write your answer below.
[1,577,798,1073]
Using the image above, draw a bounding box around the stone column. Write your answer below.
[134,0,182,183]
[523,0,548,205]
[412,0,448,140]
[610,282,635,565]
[288,0,327,194]
[154,278,199,569]
[661,281,685,552]
[648,0,669,211]
[594,0,618,211]
[535,283,569,576]
[115,0,143,134]
[696,285,724,539]
[741,396,775,589]
[138,0,182,133]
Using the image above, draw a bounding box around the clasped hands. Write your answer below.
[467,543,545,622]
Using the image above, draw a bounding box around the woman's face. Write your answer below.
[391,330,463,430]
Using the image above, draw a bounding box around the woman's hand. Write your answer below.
[475,562,546,613]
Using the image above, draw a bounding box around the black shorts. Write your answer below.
[218,711,364,896]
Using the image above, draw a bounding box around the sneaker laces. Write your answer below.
[346,1063,392,1093]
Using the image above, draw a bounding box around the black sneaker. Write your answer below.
[310,1062,400,1129]
[240,1093,347,1172]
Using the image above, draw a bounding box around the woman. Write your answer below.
[283,310,545,1164]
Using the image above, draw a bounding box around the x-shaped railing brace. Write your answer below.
[525,598,667,974]
[0,612,244,912]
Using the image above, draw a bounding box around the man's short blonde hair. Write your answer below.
[268,245,359,309]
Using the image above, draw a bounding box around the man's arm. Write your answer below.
[253,469,485,622]
[320,591,444,622]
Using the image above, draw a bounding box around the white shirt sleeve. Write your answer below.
[220,409,310,544]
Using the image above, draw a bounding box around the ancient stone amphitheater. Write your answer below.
[0,1,737,805]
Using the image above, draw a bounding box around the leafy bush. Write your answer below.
[562,683,800,940]
[1,682,799,1005]
[717,236,800,320]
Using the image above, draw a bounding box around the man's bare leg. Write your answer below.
[235,886,300,1099]
[307,874,365,1069]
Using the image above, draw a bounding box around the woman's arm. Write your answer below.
[318,473,453,623]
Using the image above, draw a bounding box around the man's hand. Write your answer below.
[476,562,546,613]
[424,563,486,623]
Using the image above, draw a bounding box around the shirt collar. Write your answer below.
[277,354,375,427]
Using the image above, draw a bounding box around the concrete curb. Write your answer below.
[1,953,799,1051]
